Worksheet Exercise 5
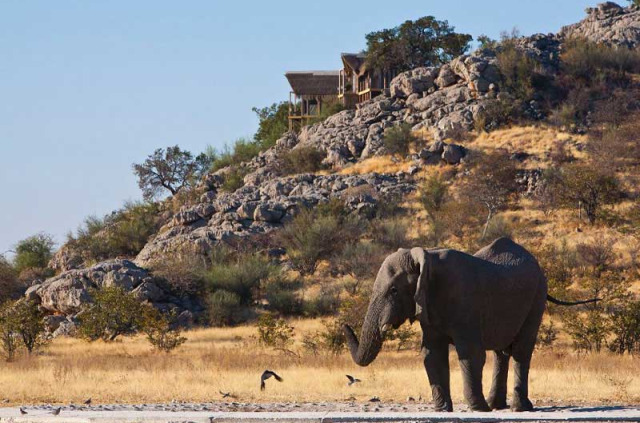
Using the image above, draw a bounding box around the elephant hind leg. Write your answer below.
[487,350,509,410]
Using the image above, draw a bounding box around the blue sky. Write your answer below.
[0,0,595,256]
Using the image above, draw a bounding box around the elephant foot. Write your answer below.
[467,398,491,412]
[434,402,453,412]
[511,396,534,412]
[488,395,508,410]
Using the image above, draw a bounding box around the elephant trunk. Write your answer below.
[343,306,384,366]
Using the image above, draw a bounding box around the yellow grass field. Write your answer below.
[1,319,639,406]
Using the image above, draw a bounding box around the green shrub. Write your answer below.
[333,241,385,281]
[77,286,146,342]
[257,313,294,348]
[210,138,263,172]
[203,253,273,305]
[220,166,248,193]
[561,38,640,84]
[208,290,242,327]
[67,201,161,264]
[11,300,48,354]
[370,218,408,250]
[496,32,538,101]
[536,321,559,349]
[252,102,289,149]
[383,123,418,157]
[264,276,302,315]
[0,302,20,361]
[303,286,342,317]
[0,257,22,303]
[609,299,640,355]
[278,207,363,275]
[419,174,449,222]
[13,233,55,274]
[149,255,206,297]
[278,146,326,175]
[142,308,187,353]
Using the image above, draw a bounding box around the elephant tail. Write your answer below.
[547,294,598,306]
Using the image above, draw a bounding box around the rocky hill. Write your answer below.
[33,2,640,330]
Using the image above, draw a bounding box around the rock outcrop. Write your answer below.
[26,260,200,327]
[560,2,640,47]
[135,172,415,266]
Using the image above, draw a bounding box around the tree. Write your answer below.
[142,308,187,353]
[365,16,472,72]
[132,146,211,200]
[0,302,20,361]
[0,257,20,303]
[11,300,48,354]
[77,286,146,342]
[554,163,620,225]
[461,152,518,239]
[13,233,55,274]
[252,102,289,149]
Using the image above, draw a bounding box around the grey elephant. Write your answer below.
[343,237,595,412]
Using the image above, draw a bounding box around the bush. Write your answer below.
[418,174,449,222]
[150,255,205,297]
[67,201,161,264]
[278,146,326,175]
[277,207,363,275]
[609,299,640,355]
[210,138,263,172]
[370,219,408,250]
[252,102,289,149]
[77,286,146,342]
[536,321,559,349]
[0,257,22,303]
[264,276,302,316]
[11,300,48,354]
[474,99,516,132]
[219,167,248,193]
[203,253,273,305]
[535,241,577,301]
[552,163,621,225]
[333,241,385,282]
[383,123,418,157]
[561,38,640,84]
[208,290,242,327]
[13,233,55,274]
[303,285,342,317]
[0,302,20,361]
[257,313,294,348]
[142,308,187,353]
[496,32,538,101]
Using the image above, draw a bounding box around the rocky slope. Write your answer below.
[37,2,639,325]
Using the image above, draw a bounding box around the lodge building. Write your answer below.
[285,53,397,130]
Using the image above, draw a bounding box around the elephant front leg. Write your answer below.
[455,342,491,412]
[512,358,534,411]
[487,351,509,410]
[422,337,453,412]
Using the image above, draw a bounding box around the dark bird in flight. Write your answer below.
[83,398,92,405]
[19,408,27,415]
[51,407,61,415]
[346,375,361,386]
[260,370,283,391]
[219,390,232,399]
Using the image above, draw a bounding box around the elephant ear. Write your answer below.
[410,247,432,324]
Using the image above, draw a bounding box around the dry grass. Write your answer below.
[1,320,639,406]
[338,156,411,176]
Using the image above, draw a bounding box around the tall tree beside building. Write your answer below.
[365,16,472,72]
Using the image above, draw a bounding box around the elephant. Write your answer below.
[343,237,596,412]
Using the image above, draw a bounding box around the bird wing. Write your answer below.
[272,371,283,382]
[261,370,272,381]
[346,375,354,382]
[260,380,265,391]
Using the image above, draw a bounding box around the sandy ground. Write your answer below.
[1,403,640,422]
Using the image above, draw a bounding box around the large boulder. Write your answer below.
[390,67,439,98]
[560,2,640,48]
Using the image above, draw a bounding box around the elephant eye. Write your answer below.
[390,286,398,295]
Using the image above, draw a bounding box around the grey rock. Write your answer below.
[442,144,466,164]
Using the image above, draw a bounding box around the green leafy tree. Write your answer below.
[252,102,289,148]
[78,286,146,342]
[257,313,294,348]
[12,300,48,354]
[13,233,55,274]
[0,257,20,303]
[365,16,472,72]
[133,145,212,200]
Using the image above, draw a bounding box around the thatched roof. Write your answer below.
[285,71,340,96]
[341,53,367,75]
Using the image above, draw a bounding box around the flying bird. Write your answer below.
[83,398,92,405]
[19,408,27,415]
[260,370,283,391]
[346,375,361,386]
[51,407,61,415]
[219,390,232,399]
